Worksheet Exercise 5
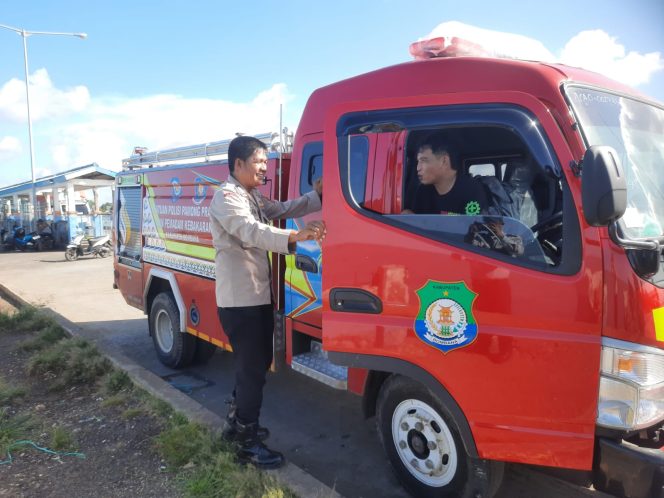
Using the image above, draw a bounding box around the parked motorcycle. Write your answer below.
[0,225,41,251]
[65,232,112,261]
[34,219,56,251]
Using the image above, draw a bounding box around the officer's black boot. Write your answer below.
[235,420,284,469]
[221,398,270,442]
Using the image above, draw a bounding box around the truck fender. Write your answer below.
[143,268,186,333]
[328,351,478,459]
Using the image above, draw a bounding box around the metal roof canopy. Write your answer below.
[0,163,116,197]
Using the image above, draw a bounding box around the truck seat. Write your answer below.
[475,158,541,229]
[503,160,538,227]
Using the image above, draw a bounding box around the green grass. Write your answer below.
[27,337,112,390]
[0,306,53,334]
[156,421,295,498]
[138,390,186,423]
[181,452,296,498]
[101,393,129,408]
[104,370,133,395]
[19,322,68,352]
[122,407,144,420]
[0,378,27,404]
[50,426,76,451]
[0,408,36,457]
[156,421,214,469]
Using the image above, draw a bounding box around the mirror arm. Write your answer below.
[608,222,662,251]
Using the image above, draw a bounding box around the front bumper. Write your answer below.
[595,436,664,498]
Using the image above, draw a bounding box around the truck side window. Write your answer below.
[117,186,142,264]
[348,135,370,205]
[338,105,580,274]
[300,142,323,195]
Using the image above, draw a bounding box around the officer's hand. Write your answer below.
[305,220,326,241]
[313,178,323,197]
[289,220,326,243]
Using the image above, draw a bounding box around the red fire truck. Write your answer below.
[113,37,664,498]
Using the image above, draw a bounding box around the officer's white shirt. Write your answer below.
[209,175,321,308]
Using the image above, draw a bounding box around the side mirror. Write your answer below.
[581,146,627,226]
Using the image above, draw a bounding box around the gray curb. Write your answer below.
[0,283,342,498]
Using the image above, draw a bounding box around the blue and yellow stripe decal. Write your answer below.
[285,218,323,318]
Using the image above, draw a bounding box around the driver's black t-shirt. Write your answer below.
[413,175,488,215]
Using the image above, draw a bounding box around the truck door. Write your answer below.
[115,178,144,308]
[285,135,378,330]
[321,95,604,469]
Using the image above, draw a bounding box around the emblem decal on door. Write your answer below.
[415,280,478,354]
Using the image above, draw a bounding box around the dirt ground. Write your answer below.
[0,302,182,498]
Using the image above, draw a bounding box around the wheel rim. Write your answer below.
[391,399,458,487]
[154,309,174,354]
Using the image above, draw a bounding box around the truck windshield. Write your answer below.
[567,86,664,239]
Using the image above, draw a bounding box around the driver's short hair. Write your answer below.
[419,133,460,171]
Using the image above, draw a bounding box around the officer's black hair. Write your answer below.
[418,133,460,171]
[228,136,268,173]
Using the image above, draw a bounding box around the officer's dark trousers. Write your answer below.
[217,304,274,424]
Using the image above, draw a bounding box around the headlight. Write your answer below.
[597,338,664,431]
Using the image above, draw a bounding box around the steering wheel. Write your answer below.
[530,211,563,262]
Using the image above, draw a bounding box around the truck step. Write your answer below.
[291,351,348,390]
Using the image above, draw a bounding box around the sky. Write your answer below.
[1,0,663,193]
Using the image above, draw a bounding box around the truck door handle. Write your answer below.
[295,254,318,273]
[330,288,382,314]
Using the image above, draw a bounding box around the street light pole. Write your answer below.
[0,23,86,227]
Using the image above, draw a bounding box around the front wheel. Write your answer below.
[148,292,196,368]
[64,247,79,261]
[376,375,504,498]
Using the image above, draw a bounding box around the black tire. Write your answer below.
[376,375,504,498]
[99,242,112,258]
[65,247,79,261]
[148,292,196,368]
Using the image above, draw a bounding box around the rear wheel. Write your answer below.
[99,242,112,258]
[149,292,195,368]
[65,247,78,261]
[377,375,504,498]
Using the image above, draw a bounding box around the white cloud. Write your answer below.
[0,136,22,156]
[0,136,23,171]
[0,68,90,123]
[417,22,663,87]
[47,82,292,172]
[559,30,664,86]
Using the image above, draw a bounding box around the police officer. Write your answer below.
[209,135,324,469]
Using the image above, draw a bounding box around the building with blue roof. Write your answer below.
[0,163,116,246]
